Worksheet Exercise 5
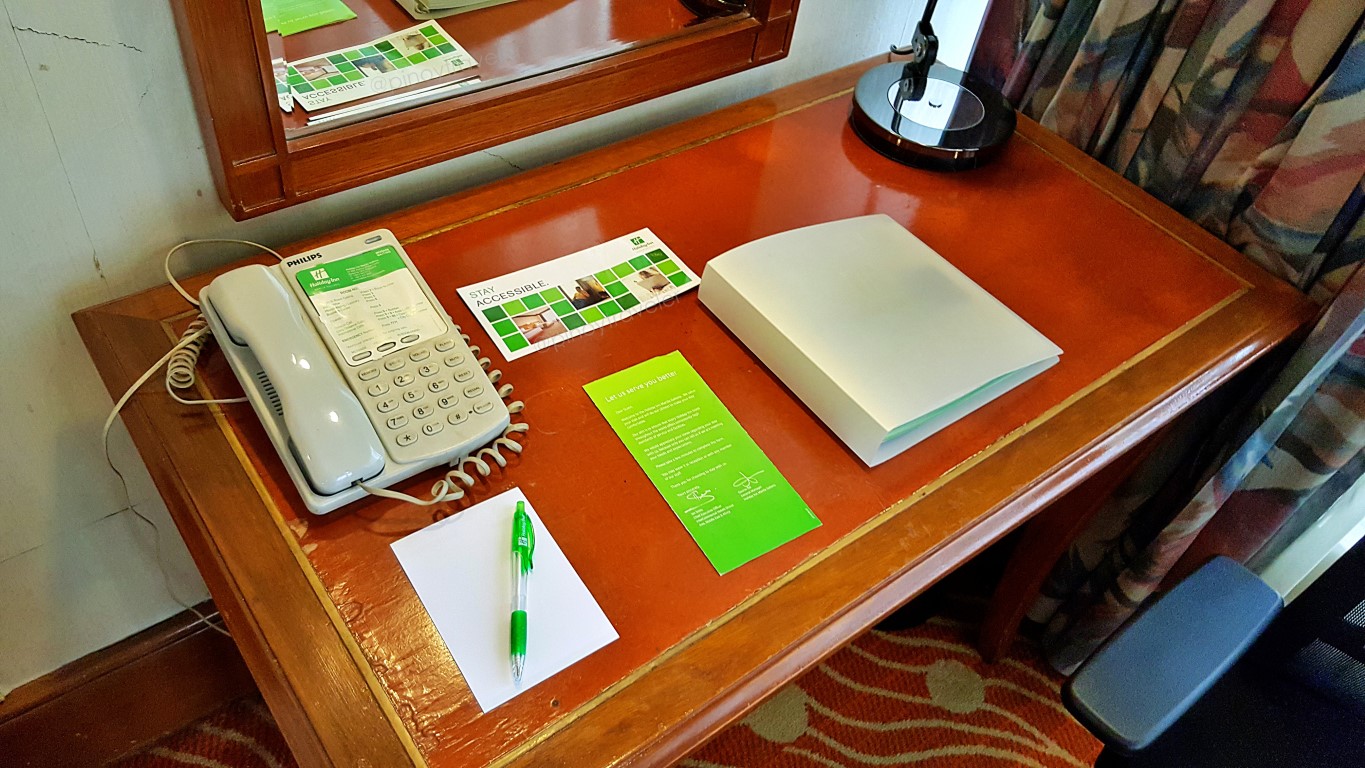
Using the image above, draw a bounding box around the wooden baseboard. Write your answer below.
[0,602,258,767]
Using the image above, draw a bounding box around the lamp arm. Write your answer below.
[889,0,939,69]
[849,0,1015,171]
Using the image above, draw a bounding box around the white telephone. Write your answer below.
[200,229,511,514]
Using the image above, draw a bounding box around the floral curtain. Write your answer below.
[972,0,1365,672]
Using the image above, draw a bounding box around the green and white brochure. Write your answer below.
[283,22,477,112]
[458,229,701,361]
[585,352,820,574]
[271,59,294,113]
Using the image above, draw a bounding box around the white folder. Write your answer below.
[699,215,1062,466]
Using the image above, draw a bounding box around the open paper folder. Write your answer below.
[699,215,1062,467]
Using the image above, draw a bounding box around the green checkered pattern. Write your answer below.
[483,256,689,351]
[282,25,465,95]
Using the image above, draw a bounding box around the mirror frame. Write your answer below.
[171,1,800,220]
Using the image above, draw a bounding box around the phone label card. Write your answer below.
[457,229,700,361]
[585,352,821,574]
[296,245,447,365]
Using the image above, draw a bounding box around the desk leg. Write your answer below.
[977,431,1166,662]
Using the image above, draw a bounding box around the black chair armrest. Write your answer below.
[1063,556,1283,752]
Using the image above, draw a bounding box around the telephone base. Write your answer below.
[199,229,513,514]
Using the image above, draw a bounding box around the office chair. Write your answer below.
[1062,540,1365,767]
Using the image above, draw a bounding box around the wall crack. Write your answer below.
[11,24,142,53]
[483,149,526,172]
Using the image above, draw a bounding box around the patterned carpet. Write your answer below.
[112,609,1101,767]
[685,613,1100,768]
[110,698,294,768]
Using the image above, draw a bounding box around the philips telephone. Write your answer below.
[200,230,512,514]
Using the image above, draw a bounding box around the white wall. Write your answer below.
[0,0,937,694]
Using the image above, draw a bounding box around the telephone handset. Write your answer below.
[200,230,511,514]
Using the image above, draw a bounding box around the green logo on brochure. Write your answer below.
[630,236,646,247]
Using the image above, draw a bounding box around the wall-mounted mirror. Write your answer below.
[172,0,799,220]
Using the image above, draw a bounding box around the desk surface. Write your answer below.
[77,61,1313,768]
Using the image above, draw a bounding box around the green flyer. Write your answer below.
[585,351,820,574]
[261,0,356,36]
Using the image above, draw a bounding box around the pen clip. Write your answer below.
[513,501,535,572]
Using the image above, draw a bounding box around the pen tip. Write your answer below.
[511,656,524,685]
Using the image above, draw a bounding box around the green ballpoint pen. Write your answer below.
[510,500,535,685]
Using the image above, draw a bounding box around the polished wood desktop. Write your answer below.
[76,61,1314,768]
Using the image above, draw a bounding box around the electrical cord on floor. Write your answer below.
[101,239,285,639]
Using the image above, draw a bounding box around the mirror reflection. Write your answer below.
[265,0,716,136]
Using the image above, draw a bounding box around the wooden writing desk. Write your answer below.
[77,61,1313,767]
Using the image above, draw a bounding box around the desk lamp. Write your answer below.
[849,0,1015,170]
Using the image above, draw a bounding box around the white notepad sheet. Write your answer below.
[391,487,618,711]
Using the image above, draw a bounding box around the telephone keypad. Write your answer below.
[350,329,508,466]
